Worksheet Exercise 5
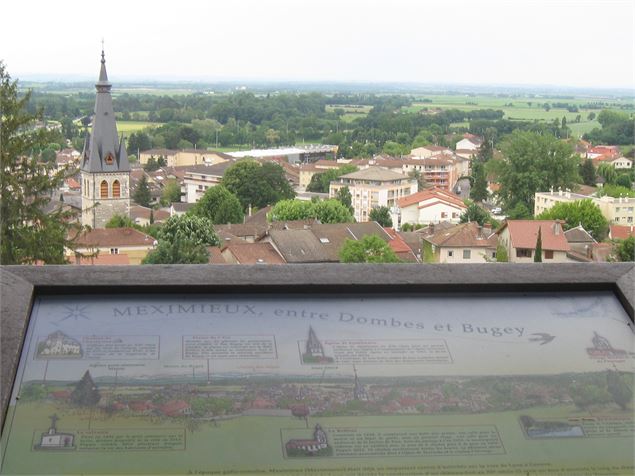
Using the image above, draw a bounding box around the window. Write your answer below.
[448,251,454,257]
[545,250,554,259]
[516,248,532,258]
[100,180,109,198]
[112,180,121,198]
[441,212,448,218]
[110,248,119,255]
[463,250,471,259]
[105,153,114,165]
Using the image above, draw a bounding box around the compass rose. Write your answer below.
[57,305,91,323]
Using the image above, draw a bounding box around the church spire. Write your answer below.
[97,42,111,90]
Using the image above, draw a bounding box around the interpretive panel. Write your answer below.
[1,292,634,475]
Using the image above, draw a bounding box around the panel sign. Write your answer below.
[1,292,634,475]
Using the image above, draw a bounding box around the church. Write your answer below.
[81,49,131,228]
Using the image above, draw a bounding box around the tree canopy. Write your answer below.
[497,131,580,212]
[269,199,354,224]
[369,206,393,227]
[221,160,294,209]
[537,199,609,240]
[339,235,400,263]
[133,175,152,207]
[306,165,357,193]
[0,62,80,264]
[190,185,244,224]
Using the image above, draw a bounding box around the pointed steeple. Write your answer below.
[81,47,129,173]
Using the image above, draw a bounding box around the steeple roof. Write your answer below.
[81,49,130,173]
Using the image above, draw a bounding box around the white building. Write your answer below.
[396,188,467,228]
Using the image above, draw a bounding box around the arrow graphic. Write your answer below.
[529,333,556,345]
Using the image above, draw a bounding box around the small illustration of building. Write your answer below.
[353,365,369,401]
[37,331,82,358]
[586,332,627,359]
[34,414,75,450]
[285,424,331,457]
[301,327,334,364]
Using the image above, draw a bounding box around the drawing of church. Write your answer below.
[37,331,82,358]
[301,327,334,364]
[353,365,369,401]
[34,415,75,450]
[586,332,627,359]
[285,424,331,457]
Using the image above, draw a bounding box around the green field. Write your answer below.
[326,104,372,123]
[2,401,632,475]
[116,121,161,135]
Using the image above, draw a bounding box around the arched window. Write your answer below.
[112,180,121,198]
[100,180,109,198]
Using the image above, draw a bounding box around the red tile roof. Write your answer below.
[397,188,466,209]
[226,242,286,264]
[610,225,635,240]
[74,228,155,248]
[498,220,570,252]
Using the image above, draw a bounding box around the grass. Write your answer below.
[116,121,161,135]
[2,401,632,475]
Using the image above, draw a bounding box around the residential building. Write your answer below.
[455,134,483,151]
[609,224,635,240]
[410,145,452,159]
[228,145,337,164]
[564,225,596,261]
[422,222,497,263]
[595,156,633,169]
[329,167,417,222]
[534,190,634,225]
[139,149,232,167]
[396,188,467,227]
[183,160,237,203]
[129,205,170,226]
[496,220,570,263]
[68,228,156,265]
[80,49,131,228]
[221,242,286,264]
[587,145,620,160]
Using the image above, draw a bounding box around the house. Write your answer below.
[268,229,331,263]
[183,160,237,203]
[160,400,192,417]
[74,254,130,265]
[396,188,467,227]
[586,145,621,160]
[308,222,394,262]
[401,156,463,191]
[222,242,286,264]
[496,220,570,262]
[455,134,483,151]
[383,228,420,262]
[534,190,634,225]
[594,156,633,169]
[329,167,417,223]
[68,227,156,265]
[422,222,497,263]
[564,225,596,261]
[129,205,170,226]
[609,224,635,240]
[170,202,195,216]
[410,145,453,159]
[139,149,232,167]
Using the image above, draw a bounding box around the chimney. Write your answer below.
[483,222,492,236]
[553,221,561,235]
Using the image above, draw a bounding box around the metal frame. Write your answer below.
[1,263,633,431]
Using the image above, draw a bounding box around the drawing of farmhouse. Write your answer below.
[37,331,82,358]
[301,327,334,364]
[586,332,627,359]
[34,415,75,450]
[285,424,331,457]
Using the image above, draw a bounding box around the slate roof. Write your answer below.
[564,225,596,244]
[498,220,570,252]
[268,229,331,263]
[225,242,286,264]
[129,205,170,223]
[215,223,268,240]
[424,222,497,249]
[184,160,237,177]
[338,167,408,182]
[81,50,130,173]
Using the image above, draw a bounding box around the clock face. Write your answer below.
[1,291,633,475]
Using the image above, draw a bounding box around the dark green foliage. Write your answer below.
[506,203,532,219]
[534,227,542,262]
[269,199,353,224]
[597,184,635,198]
[160,179,182,205]
[470,161,489,202]
[190,185,244,224]
[498,131,580,212]
[537,199,609,240]
[495,243,508,262]
[71,370,100,406]
[369,206,393,227]
[335,186,353,213]
[606,370,633,410]
[133,175,152,207]
[1,62,81,264]
[105,214,135,228]
[460,201,492,226]
[339,235,400,263]
[126,131,152,154]
[616,174,632,188]
[584,110,634,145]
[579,159,597,186]
[614,237,634,262]
[222,160,294,209]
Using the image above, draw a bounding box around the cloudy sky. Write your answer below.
[2,0,633,88]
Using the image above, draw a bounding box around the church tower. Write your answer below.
[81,48,130,228]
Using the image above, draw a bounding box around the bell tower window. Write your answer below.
[100,180,109,198]
[105,154,114,165]
[112,180,121,198]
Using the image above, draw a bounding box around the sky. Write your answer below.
[1,0,634,89]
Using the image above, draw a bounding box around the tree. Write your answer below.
[460,201,492,226]
[105,214,135,228]
[71,370,100,406]
[126,131,152,154]
[614,236,634,262]
[222,160,294,209]
[269,199,353,224]
[312,199,354,224]
[339,235,400,263]
[537,199,609,240]
[587,112,596,121]
[495,243,508,263]
[133,175,152,207]
[606,370,633,410]
[306,165,357,193]
[534,226,542,262]
[190,185,244,224]
[597,163,618,185]
[498,131,580,212]
[161,179,182,205]
[369,206,393,227]
[143,156,160,172]
[408,169,427,191]
[579,159,597,186]
[335,186,353,213]
[1,62,80,264]
[40,147,57,163]
[143,214,219,264]
[616,174,632,188]
[470,161,489,202]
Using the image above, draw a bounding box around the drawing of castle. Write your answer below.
[37,331,82,358]
[301,327,334,364]
[34,414,75,450]
[586,332,627,359]
[285,424,330,457]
